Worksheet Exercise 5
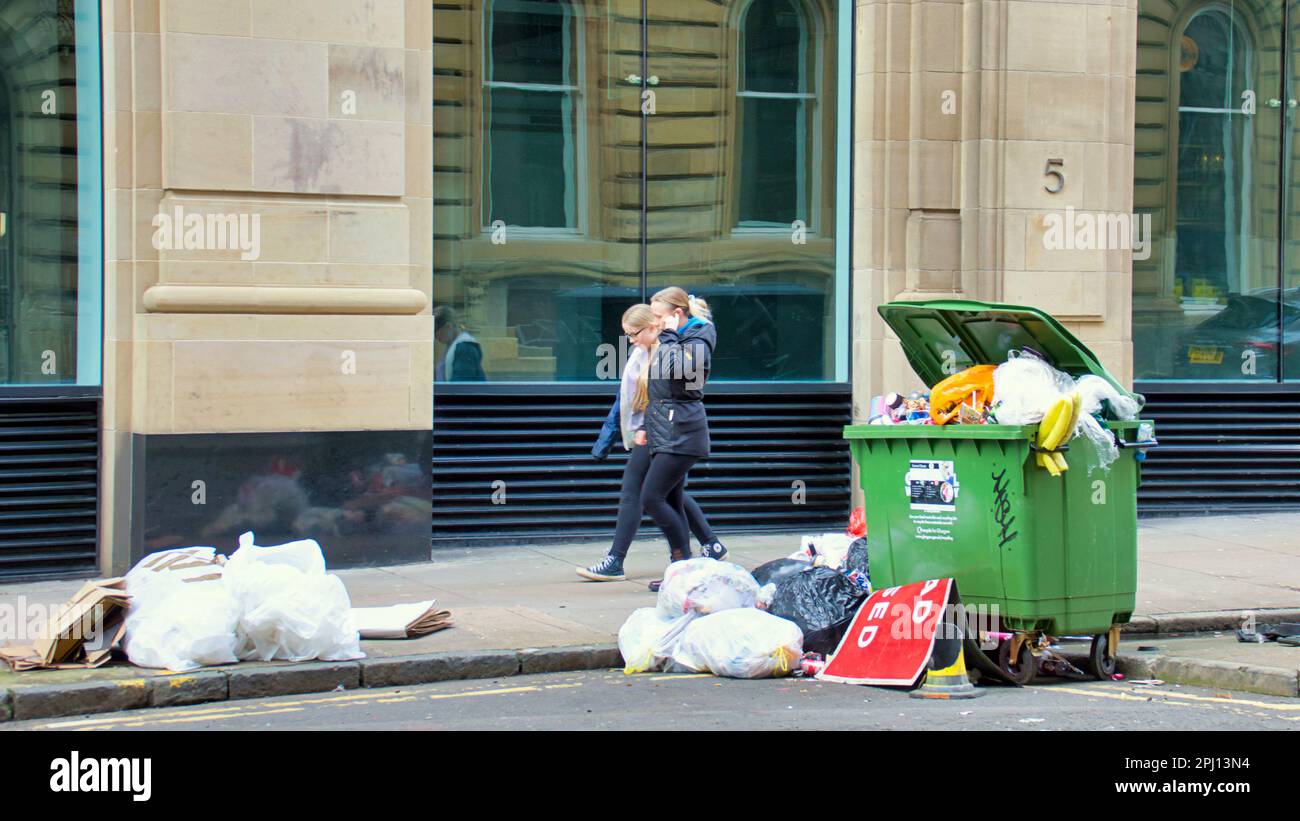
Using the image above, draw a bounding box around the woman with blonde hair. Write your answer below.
[636,286,718,577]
[578,303,726,582]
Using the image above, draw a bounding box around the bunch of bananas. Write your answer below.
[1035,391,1082,476]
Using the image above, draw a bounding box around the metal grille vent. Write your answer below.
[432,387,853,545]
[0,395,99,580]
[1136,385,1300,514]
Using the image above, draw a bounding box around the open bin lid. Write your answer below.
[877,299,1140,406]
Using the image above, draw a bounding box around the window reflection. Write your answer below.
[0,0,97,385]
[434,0,846,383]
[1133,2,1283,380]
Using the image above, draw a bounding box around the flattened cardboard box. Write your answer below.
[0,578,130,671]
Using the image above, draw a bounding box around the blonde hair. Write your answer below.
[623,304,657,413]
[651,286,712,322]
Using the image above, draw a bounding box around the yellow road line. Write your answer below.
[543,683,583,690]
[1051,685,1300,711]
[45,704,261,729]
[645,674,706,681]
[1046,686,1215,708]
[1116,688,1300,711]
[428,685,540,700]
[41,681,552,729]
[65,707,308,730]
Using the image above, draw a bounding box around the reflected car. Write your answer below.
[1174,287,1300,378]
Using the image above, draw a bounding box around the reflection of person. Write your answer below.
[434,306,486,381]
[578,304,726,583]
[639,287,717,580]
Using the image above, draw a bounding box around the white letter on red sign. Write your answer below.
[869,601,889,620]
[912,600,934,624]
[920,579,940,597]
[857,625,878,647]
[881,586,901,598]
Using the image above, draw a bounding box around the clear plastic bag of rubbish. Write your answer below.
[684,562,760,615]
[990,352,1075,425]
[618,607,680,674]
[1075,374,1140,421]
[1074,376,1140,472]
[123,546,239,672]
[224,531,325,577]
[669,609,803,679]
[123,571,241,672]
[235,572,363,663]
[656,557,760,617]
[222,533,363,663]
[790,532,852,569]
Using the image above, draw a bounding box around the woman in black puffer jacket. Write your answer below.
[639,286,716,565]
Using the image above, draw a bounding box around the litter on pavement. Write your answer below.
[352,601,453,639]
[1,532,455,675]
[0,578,130,671]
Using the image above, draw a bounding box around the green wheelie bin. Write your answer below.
[844,300,1156,683]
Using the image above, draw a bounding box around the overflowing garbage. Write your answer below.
[122,533,364,672]
[867,348,1142,473]
[0,579,130,671]
[1,532,453,675]
[617,508,873,679]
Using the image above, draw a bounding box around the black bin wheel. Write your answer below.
[1088,633,1117,680]
[997,638,1037,686]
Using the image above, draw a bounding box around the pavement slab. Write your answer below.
[1,513,1298,717]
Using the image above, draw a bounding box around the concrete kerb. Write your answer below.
[4,608,1299,724]
[1,645,625,724]
[1121,608,1300,636]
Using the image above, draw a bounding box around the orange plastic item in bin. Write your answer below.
[929,364,996,425]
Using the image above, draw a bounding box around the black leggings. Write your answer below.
[609,445,715,560]
[639,451,700,557]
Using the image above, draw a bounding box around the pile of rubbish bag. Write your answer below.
[866,348,1142,472]
[122,532,364,673]
[618,509,872,679]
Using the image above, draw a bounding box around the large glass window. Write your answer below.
[434,0,850,383]
[0,0,101,386]
[736,0,814,228]
[1131,0,1300,382]
[482,0,580,230]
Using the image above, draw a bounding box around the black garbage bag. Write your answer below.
[842,537,869,590]
[750,558,811,588]
[768,566,868,655]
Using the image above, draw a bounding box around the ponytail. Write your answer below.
[651,285,712,323]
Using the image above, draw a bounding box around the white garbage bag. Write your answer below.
[224,531,325,576]
[1074,374,1141,473]
[122,547,240,672]
[618,607,681,674]
[223,532,363,663]
[789,532,852,568]
[656,557,761,617]
[670,609,804,679]
[990,352,1075,425]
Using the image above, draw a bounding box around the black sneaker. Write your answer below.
[576,554,625,581]
[700,541,728,561]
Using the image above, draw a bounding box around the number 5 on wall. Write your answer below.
[1044,158,1064,193]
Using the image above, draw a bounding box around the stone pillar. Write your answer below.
[851,0,1137,505]
[101,0,433,572]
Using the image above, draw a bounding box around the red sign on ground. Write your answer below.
[817,577,954,686]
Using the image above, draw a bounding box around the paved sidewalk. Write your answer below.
[2,512,1299,700]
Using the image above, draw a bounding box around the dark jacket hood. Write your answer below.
[678,318,717,351]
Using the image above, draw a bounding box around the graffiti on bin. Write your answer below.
[990,467,1019,549]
